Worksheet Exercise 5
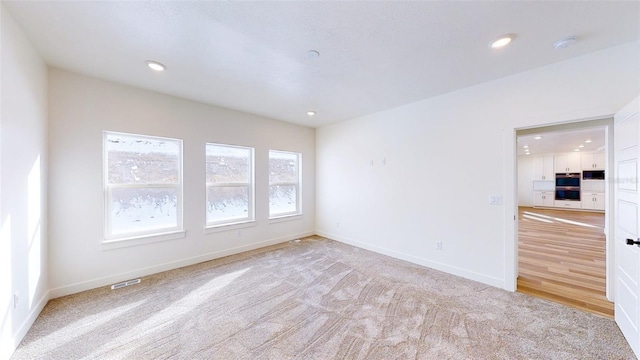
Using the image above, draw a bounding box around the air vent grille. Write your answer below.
[111,278,141,290]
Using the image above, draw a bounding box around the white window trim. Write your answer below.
[204,220,257,234]
[268,150,302,219]
[269,213,303,223]
[103,131,184,243]
[205,143,255,228]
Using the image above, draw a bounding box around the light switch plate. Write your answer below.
[490,195,502,205]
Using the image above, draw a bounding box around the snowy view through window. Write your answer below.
[269,151,300,216]
[105,133,181,237]
[206,144,252,224]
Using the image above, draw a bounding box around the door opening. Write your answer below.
[515,119,613,317]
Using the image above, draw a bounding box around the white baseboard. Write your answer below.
[2,290,50,359]
[50,231,314,299]
[316,230,505,289]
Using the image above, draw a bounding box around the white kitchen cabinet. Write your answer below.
[554,153,582,173]
[582,193,605,211]
[533,155,554,180]
[533,191,555,207]
[581,152,605,170]
[582,180,605,192]
[554,200,582,209]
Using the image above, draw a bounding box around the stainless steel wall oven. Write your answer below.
[555,173,581,201]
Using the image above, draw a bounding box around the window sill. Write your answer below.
[102,230,186,251]
[205,220,257,234]
[269,214,302,224]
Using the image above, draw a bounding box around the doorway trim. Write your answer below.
[505,116,615,300]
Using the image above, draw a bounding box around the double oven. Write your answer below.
[555,173,580,201]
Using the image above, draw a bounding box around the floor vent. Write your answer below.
[111,278,141,290]
[289,239,301,244]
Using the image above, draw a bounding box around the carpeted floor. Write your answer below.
[12,236,635,359]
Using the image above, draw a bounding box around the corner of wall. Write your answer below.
[1,3,50,358]
[0,292,50,358]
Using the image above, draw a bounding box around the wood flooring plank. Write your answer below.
[517,206,613,318]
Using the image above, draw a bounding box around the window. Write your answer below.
[104,132,182,240]
[269,150,301,218]
[206,143,254,226]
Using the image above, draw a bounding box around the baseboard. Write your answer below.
[50,231,314,299]
[2,290,50,359]
[316,230,505,289]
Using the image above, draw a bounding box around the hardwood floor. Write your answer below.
[517,206,613,318]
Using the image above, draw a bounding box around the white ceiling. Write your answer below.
[4,1,639,128]
[517,127,606,156]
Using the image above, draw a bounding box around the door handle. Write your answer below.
[626,239,640,246]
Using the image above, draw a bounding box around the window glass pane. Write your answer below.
[110,187,178,235]
[269,185,297,215]
[207,186,249,222]
[107,133,180,185]
[206,145,250,184]
[269,151,298,183]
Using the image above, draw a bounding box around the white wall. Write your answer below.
[316,42,640,289]
[0,4,49,358]
[48,69,315,296]
[517,155,534,207]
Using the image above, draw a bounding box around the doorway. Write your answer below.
[515,119,613,317]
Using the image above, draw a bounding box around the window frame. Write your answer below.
[268,150,302,219]
[205,143,255,228]
[103,131,184,242]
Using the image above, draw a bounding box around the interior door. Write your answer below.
[615,96,640,357]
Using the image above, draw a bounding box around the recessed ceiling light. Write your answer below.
[489,34,515,49]
[523,145,529,149]
[146,60,166,72]
[554,36,577,50]
[585,139,592,143]
[534,136,543,140]
[574,149,580,152]
[307,111,316,116]
[306,50,320,59]
[578,145,584,148]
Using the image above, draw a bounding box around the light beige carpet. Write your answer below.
[12,236,635,359]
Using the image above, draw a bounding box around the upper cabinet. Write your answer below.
[554,152,581,173]
[581,152,606,170]
[533,155,554,180]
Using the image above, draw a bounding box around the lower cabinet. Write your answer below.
[582,193,605,211]
[554,200,582,209]
[532,189,604,211]
[533,191,555,207]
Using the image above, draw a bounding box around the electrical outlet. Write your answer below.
[13,292,19,309]
[436,242,443,250]
[237,230,242,237]
[489,195,502,205]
